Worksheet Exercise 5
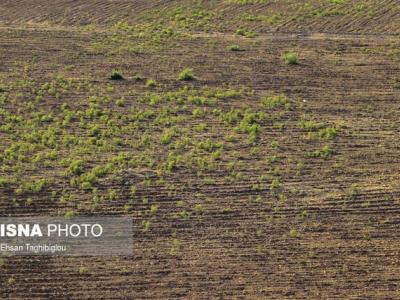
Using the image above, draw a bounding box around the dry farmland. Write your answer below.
[0,0,400,298]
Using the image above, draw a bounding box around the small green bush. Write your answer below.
[289,229,299,238]
[116,98,125,107]
[142,220,151,232]
[146,79,156,87]
[318,127,337,140]
[306,145,332,159]
[150,205,159,215]
[178,68,195,81]
[300,120,324,131]
[194,204,204,213]
[391,78,400,89]
[282,52,299,65]
[236,28,245,36]
[228,44,242,51]
[270,178,280,190]
[109,71,124,80]
[236,28,255,38]
[262,95,289,109]
[133,74,143,81]
[69,160,84,175]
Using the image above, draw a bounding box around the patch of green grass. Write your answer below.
[289,228,299,238]
[150,204,159,215]
[271,140,279,150]
[228,44,242,51]
[226,0,269,4]
[300,118,338,140]
[178,68,195,81]
[177,210,191,220]
[115,98,125,107]
[133,74,143,81]
[0,70,340,255]
[109,71,124,80]
[306,145,333,159]
[281,52,299,65]
[262,95,289,109]
[194,204,204,214]
[142,220,151,232]
[146,79,156,87]
[270,178,280,191]
[236,28,256,38]
[68,160,84,175]
[65,210,75,219]
[345,184,358,201]
[160,127,177,145]
[6,277,16,287]
[330,0,346,4]
[300,119,324,131]
[390,78,400,89]
[318,127,337,140]
[259,13,283,25]
[243,14,257,21]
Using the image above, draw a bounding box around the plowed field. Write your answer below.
[0,1,399,299]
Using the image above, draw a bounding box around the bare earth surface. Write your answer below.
[0,1,399,299]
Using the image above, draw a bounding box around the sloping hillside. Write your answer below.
[0,1,400,299]
[1,0,399,34]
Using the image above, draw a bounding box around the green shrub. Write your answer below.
[115,98,125,107]
[262,95,289,109]
[318,127,337,140]
[69,160,84,175]
[228,44,242,51]
[270,178,280,190]
[81,181,92,190]
[30,179,46,193]
[160,127,177,144]
[192,108,204,117]
[236,28,245,36]
[306,145,332,159]
[245,31,255,38]
[146,79,156,87]
[142,220,151,232]
[109,71,124,80]
[300,120,324,131]
[282,52,299,65]
[236,28,255,38]
[150,205,159,215]
[178,68,195,81]
[271,140,279,150]
[65,210,75,219]
[79,266,87,274]
[140,132,151,146]
[345,184,358,200]
[194,204,204,213]
[289,229,299,238]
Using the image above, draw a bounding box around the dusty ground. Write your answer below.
[0,1,399,299]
